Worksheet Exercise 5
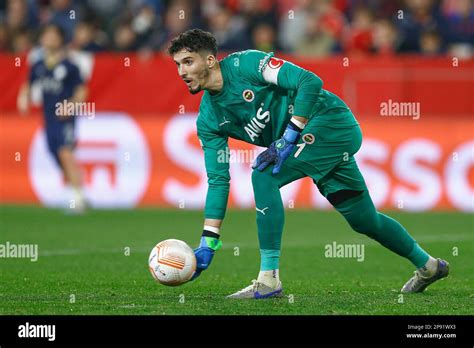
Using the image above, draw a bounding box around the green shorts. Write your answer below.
[284,122,368,198]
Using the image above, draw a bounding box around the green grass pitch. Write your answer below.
[0,205,472,315]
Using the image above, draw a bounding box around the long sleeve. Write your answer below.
[237,50,323,118]
[196,115,230,220]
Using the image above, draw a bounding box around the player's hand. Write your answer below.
[191,235,222,280]
[252,122,302,175]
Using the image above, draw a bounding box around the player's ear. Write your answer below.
[207,54,216,69]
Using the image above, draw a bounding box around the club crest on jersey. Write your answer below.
[242,89,255,102]
[268,57,284,69]
[302,133,315,144]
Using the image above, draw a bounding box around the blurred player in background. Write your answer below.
[17,24,88,213]
[168,29,450,299]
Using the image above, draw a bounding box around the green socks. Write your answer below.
[334,190,430,268]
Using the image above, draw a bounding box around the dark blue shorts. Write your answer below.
[45,121,76,165]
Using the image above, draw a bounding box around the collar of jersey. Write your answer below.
[44,57,67,71]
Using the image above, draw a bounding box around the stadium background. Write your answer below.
[0,0,473,318]
[0,0,473,211]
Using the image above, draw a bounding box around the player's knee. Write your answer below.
[348,212,382,237]
[252,168,278,190]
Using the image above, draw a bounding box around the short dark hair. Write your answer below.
[168,29,217,57]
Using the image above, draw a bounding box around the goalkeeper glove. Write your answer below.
[191,230,222,280]
[253,120,303,175]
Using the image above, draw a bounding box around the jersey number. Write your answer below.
[294,143,306,158]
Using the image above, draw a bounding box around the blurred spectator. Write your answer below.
[444,0,473,43]
[343,6,375,56]
[252,22,279,52]
[420,29,443,55]
[131,3,161,49]
[1,0,36,52]
[71,20,105,52]
[0,23,8,51]
[130,0,164,15]
[86,0,127,19]
[345,0,400,21]
[11,26,32,52]
[279,0,314,52]
[319,0,346,42]
[0,0,470,56]
[5,0,29,33]
[113,22,138,51]
[5,0,38,32]
[372,19,399,56]
[238,0,278,33]
[47,0,82,42]
[396,0,445,53]
[442,0,473,58]
[85,0,127,19]
[295,8,339,57]
[151,0,194,51]
[85,0,127,36]
[206,5,250,51]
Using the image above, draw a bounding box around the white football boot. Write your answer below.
[401,258,450,293]
[226,279,284,299]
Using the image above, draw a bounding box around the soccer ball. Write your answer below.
[148,239,196,286]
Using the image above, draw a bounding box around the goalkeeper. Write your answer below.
[168,29,449,299]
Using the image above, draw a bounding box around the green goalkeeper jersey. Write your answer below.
[197,50,358,219]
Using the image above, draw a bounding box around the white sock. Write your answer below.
[418,256,437,277]
[257,269,280,288]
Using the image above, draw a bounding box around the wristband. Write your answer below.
[282,121,302,144]
[200,230,222,251]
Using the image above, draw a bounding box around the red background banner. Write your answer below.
[0,54,473,211]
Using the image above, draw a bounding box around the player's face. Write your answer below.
[173,49,210,95]
[41,28,63,51]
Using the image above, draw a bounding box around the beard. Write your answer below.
[189,84,202,95]
[187,67,209,95]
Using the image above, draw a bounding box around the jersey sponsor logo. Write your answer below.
[268,57,284,69]
[244,105,271,142]
[242,89,255,102]
[302,133,315,144]
[258,55,272,73]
